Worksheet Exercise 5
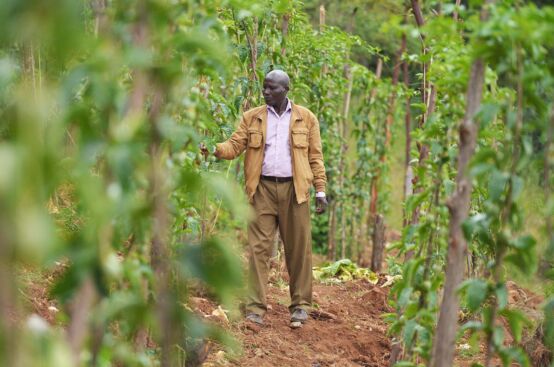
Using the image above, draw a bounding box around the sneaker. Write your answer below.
[290,308,308,323]
[245,313,264,325]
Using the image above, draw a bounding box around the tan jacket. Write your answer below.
[215,102,326,204]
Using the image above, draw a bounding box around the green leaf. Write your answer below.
[460,279,489,312]
[476,102,501,128]
[498,346,530,367]
[495,283,508,311]
[398,287,413,309]
[492,325,504,347]
[180,237,243,304]
[499,309,529,343]
[509,235,536,250]
[504,236,537,274]
[488,169,509,202]
[403,319,417,349]
[462,213,488,241]
[543,299,554,350]
[510,175,524,201]
[459,320,483,334]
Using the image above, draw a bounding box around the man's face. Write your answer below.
[262,77,288,107]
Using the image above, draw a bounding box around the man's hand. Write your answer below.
[199,142,210,160]
[315,196,328,214]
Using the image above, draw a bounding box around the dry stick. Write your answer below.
[319,5,328,75]
[405,0,438,260]
[91,0,108,37]
[453,0,462,21]
[369,34,405,272]
[337,7,357,259]
[0,216,15,367]
[362,58,383,264]
[546,108,554,244]
[281,13,289,56]
[339,63,354,259]
[402,37,412,228]
[431,3,492,366]
[320,4,336,261]
[243,17,259,111]
[369,37,405,220]
[543,107,554,277]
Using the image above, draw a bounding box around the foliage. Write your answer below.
[385,2,554,366]
[312,258,379,284]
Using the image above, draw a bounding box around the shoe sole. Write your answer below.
[290,321,302,329]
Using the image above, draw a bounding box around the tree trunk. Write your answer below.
[371,214,385,272]
[431,5,491,365]
[411,0,425,28]
[67,277,97,367]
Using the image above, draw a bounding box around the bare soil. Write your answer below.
[17,258,549,367]
[194,279,392,367]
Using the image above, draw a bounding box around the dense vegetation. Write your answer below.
[0,0,552,366]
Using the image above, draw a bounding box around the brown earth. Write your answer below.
[17,257,549,367]
[193,279,393,367]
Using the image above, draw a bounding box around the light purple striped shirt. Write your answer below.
[261,99,326,197]
[262,99,293,177]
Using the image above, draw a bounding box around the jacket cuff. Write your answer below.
[315,182,326,193]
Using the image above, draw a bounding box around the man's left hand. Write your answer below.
[315,196,328,214]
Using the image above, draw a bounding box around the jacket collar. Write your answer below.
[253,100,302,122]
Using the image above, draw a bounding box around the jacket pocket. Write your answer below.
[248,129,262,148]
[291,128,309,148]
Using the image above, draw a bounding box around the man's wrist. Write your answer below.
[315,192,326,198]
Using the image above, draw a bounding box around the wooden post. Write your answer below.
[339,63,354,259]
[371,214,385,272]
[431,3,492,366]
[319,5,328,75]
[369,32,406,219]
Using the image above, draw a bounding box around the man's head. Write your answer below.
[262,70,290,108]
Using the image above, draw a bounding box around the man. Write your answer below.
[202,70,327,327]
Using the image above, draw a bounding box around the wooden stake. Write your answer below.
[431,3,493,366]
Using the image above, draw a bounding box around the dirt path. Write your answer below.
[195,279,392,367]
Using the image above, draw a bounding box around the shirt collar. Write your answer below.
[267,98,292,116]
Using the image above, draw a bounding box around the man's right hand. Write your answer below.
[199,142,210,159]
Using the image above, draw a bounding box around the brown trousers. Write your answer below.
[245,179,312,316]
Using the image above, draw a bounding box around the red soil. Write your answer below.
[195,279,393,367]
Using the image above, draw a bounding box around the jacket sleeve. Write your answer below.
[308,113,327,193]
[214,114,248,160]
